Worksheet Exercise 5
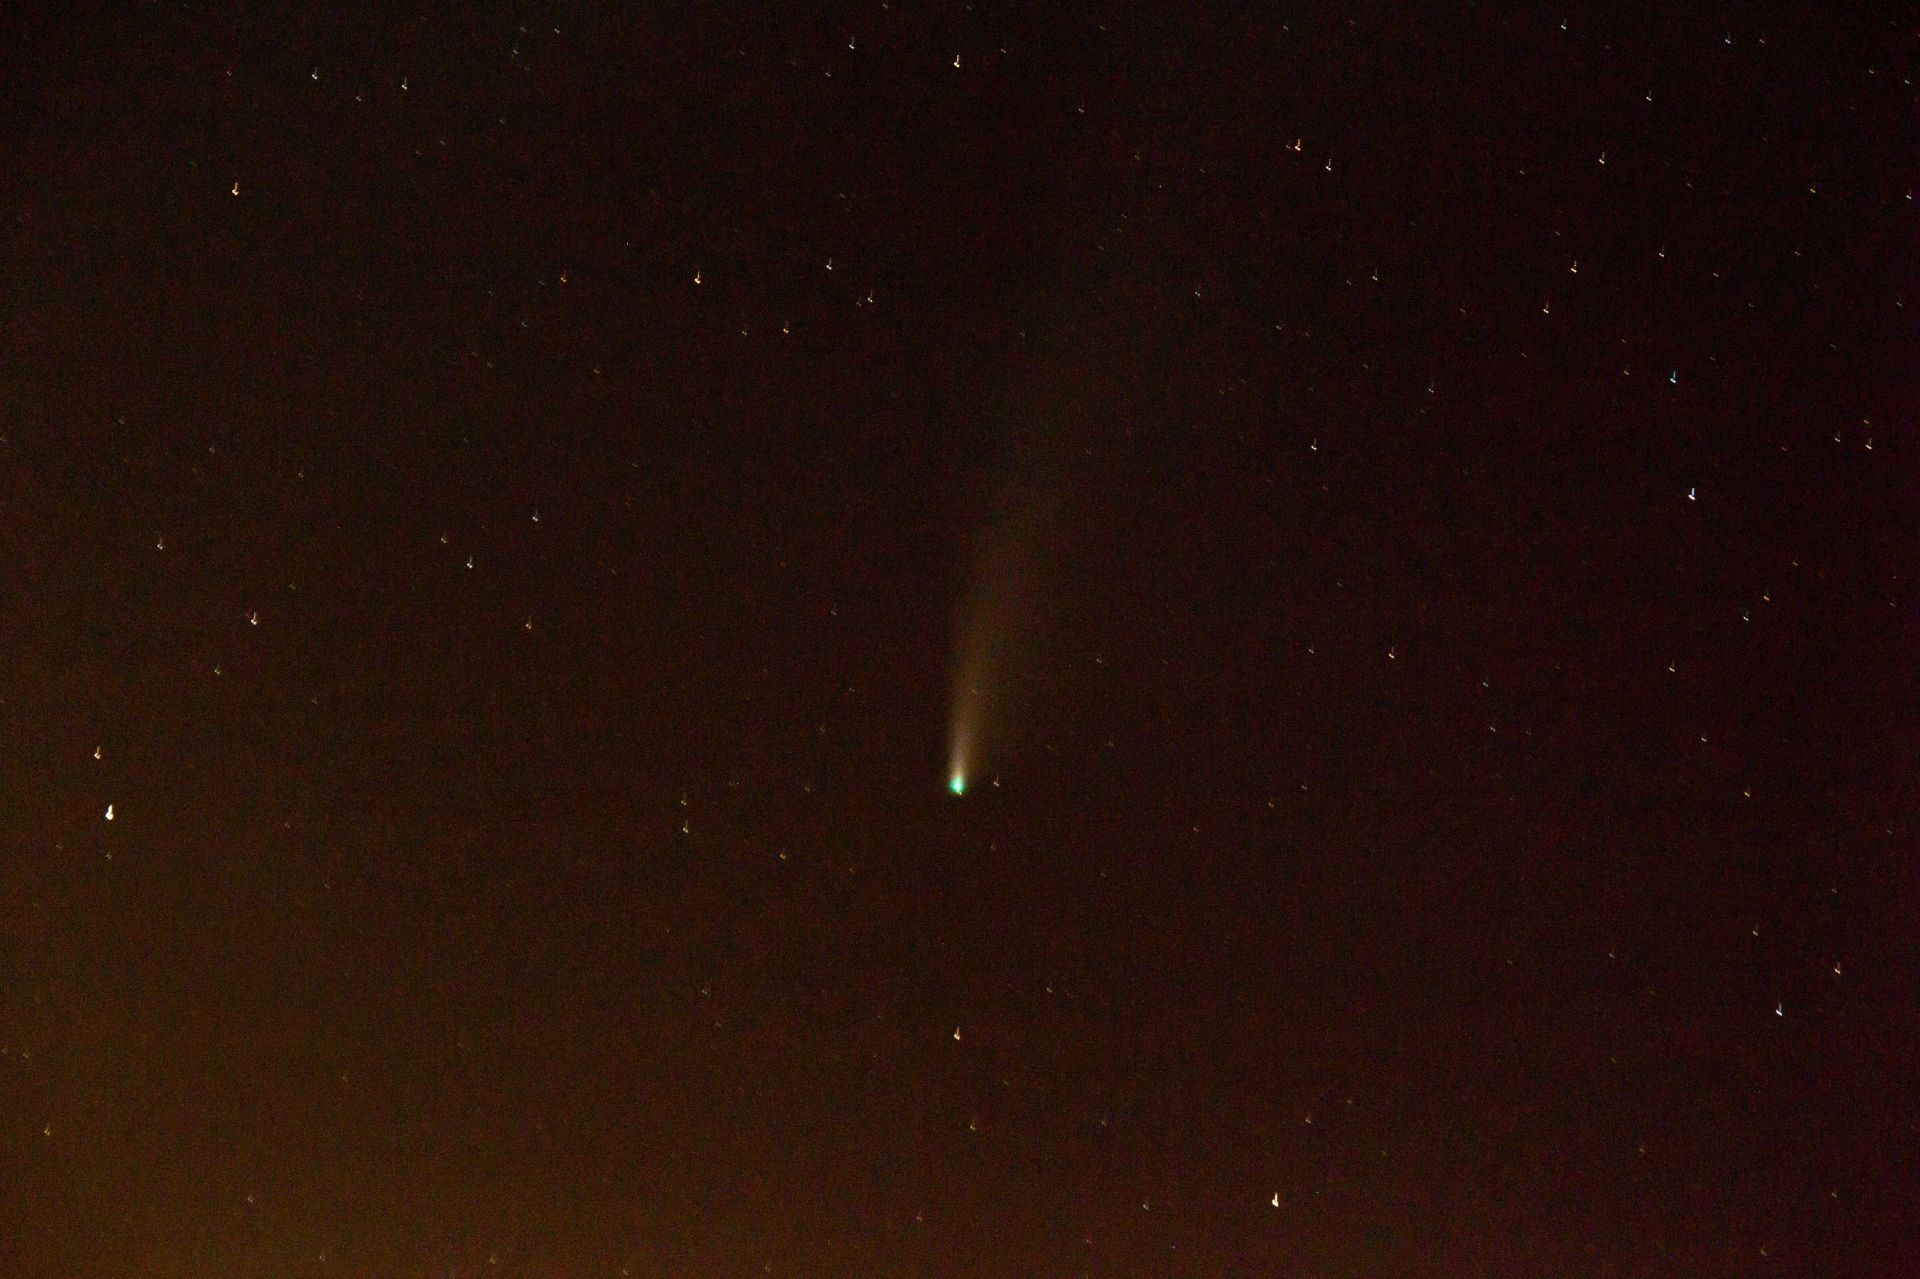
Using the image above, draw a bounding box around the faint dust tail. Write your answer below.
[948,425,1065,794]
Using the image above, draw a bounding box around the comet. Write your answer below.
[946,413,1063,796]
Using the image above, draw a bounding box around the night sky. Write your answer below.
[2,4,1916,1275]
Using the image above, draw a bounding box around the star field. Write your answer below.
[0,4,1915,1276]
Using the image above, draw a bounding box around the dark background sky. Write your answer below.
[1,3,1915,1275]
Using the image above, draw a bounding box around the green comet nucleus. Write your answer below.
[949,774,966,796]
